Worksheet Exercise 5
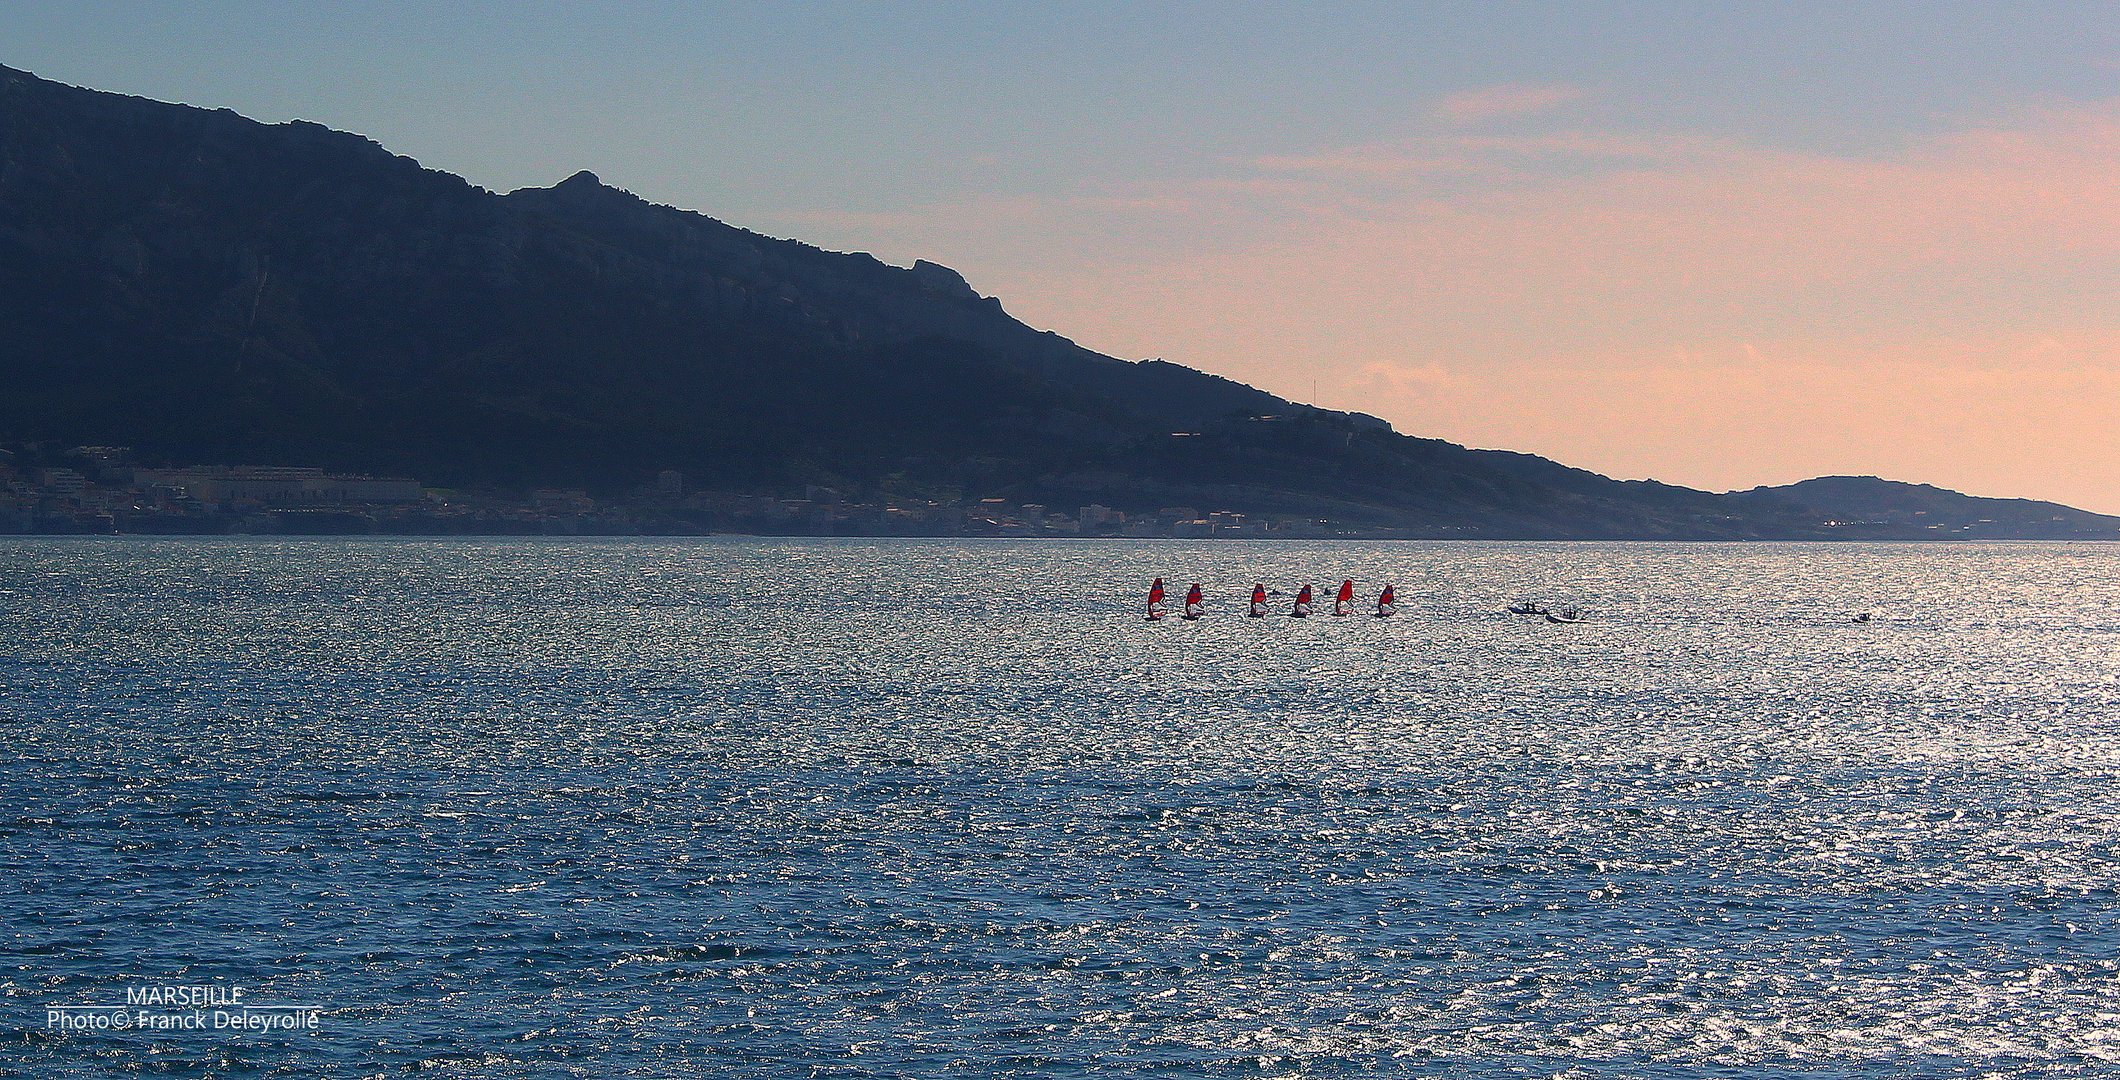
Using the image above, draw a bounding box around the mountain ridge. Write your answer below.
[3,62,2114,540]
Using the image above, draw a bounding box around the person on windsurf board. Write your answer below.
[1248,583,1268,618]
[1182,583,1205,620]
[1291,584,1313,618]
[1333,579,1355,617]
[1146,578,1167,621]
[1376,584,1396,617]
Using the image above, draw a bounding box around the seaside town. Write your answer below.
[0,445,1344,537]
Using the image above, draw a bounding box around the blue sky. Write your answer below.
[6,2,2120,508]
[8,2,2110,213]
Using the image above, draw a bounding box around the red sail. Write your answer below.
[1147,578,1165,604]
[1186,583,1203,605]
[1296,585,1312,604]
[1379,585,1396,605]
[1250,584,1267,605]
[1336,580,1355,605]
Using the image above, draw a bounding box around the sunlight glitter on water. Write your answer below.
[3,538,2119,1076]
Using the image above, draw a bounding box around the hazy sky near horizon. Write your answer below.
[7,1,2119,510]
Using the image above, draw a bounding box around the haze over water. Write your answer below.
[6,537,2120,1076]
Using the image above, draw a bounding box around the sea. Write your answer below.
[4,537,2119,1078]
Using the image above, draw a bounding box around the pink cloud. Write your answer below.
[1252,146,1476,177]
[1432,83,1585,124]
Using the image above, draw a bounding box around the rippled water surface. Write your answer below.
[5,538,2120,1077]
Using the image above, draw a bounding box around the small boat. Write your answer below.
[1146,578,1167,621]
[1248,583,1268,618]
[1332,579,1355,617]
[1182,582,1205,621]
[1375,584,1396,617]
[1851,611,1872,623]
[1507,600,1548,616]
[1545,606,1584,624]
[1291,584,1313,618]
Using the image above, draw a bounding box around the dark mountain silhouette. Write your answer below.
[2,63,2112,539]
[1733,477,2120,539]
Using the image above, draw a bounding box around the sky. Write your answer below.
[6,1,2119,510]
